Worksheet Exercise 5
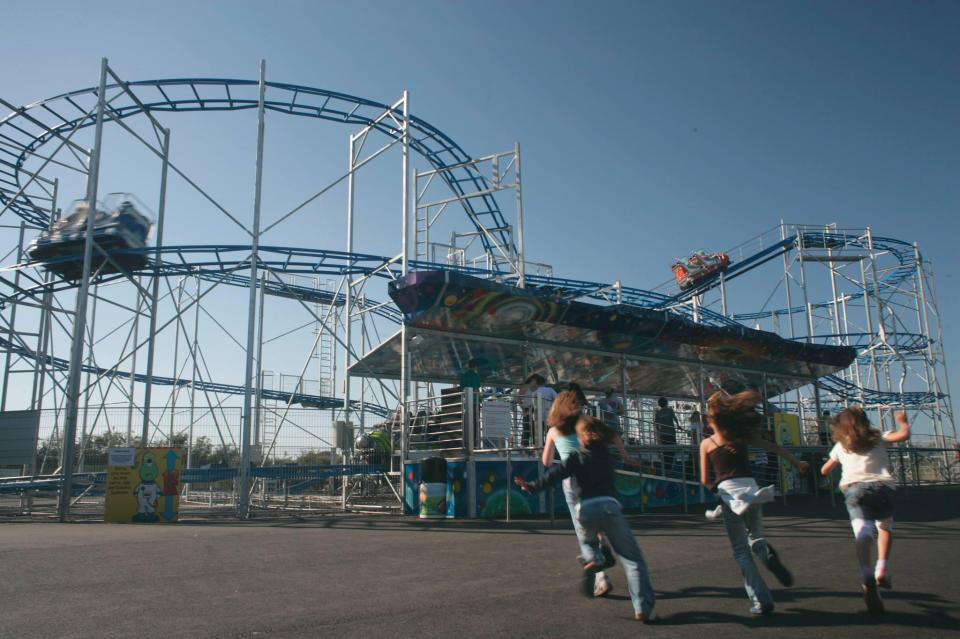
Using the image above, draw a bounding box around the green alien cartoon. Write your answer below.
[132,451,161,522]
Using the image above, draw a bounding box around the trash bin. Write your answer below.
[419,457,447,519]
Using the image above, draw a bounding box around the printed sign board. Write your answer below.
[481,399,512,438]
[105,447,183,523]
[773,413,802,495]
[0,410,40,466]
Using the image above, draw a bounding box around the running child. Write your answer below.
[543,391,614,597]
[819,408,910,615]
[699,389,809,616]
[517,415,656,623]
[542,391,641,597]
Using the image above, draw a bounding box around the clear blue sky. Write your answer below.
[2,1,958,423]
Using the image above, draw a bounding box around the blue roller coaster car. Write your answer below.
[28,198,152,279]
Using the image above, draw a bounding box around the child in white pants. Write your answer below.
[820,408,910,615]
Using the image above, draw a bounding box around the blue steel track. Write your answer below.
[0,79,942,408]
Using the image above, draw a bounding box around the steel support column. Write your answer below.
[238,60,267,517]
[140,125,172,442]
[399,90,411,483]
[58,58,108,521]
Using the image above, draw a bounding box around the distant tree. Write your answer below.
[208,444,240,467]
[35,438,61,474]
[296,449,336,465]
[168,433,189,449]
[189,436,214,466]
[90,431,130,453]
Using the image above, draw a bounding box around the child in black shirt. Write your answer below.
[515,416,657,622]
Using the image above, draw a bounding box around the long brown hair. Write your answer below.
[707,389,762,446]
[547,390,582,435]
[576,415,615,446]
[831,407,882,453]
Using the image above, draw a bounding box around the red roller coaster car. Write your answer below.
[671,250,731,290]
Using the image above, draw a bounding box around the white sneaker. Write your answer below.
[705,505,723,520]
[593,572,613,597]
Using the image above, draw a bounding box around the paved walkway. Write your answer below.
[1,487,958,638]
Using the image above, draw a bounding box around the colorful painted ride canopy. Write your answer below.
[350,270,857,399]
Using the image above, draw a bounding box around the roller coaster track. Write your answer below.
[665,230,942,405]
[0,79,945,412]
[0,244,737,326]
[0,244,739,416]
[1,244,942,407]
[0,334,390,417]
[671,230,917,306]
[0,78,514,258]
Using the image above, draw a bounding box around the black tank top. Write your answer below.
[707,439,752,489]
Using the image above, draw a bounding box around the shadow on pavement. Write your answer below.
[654,584,959,631]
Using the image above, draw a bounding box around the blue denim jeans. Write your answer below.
[843,482,894,521]
[561,477,591,558]
[720,502,773,606]
[577,496,656,616]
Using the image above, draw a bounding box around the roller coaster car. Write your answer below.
[671,250,730,290]
[28,199,151,279]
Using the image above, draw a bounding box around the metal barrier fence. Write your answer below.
[401,388,960,514]
[31,405,363,473]
[3,394,956,519]
[1,406,400,518]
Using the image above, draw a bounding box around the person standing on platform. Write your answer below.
[654,397,679,473]
[700,389,809,616]
[460,358,482,391]
[599,389,624,434]
[688,408,704,443]
[819,408,911,616]
[518,415,657,623]
[520,374,556,447]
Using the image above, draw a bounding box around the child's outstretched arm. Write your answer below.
[612,434,641,468]
[515,453,579,493]
[883,411,911,444]
[752,435,810,474]
[820,458,839,476]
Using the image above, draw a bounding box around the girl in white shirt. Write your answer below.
[820,408,911,616]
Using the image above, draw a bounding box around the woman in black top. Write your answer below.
[699,389,808,616]
[516,416,657,623]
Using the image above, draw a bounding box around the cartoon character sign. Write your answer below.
[133,450,162,522]
[105,447,182,524]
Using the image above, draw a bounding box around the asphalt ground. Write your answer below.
[1,487,958,639]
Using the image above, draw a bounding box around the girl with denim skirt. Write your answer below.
[699,389,809,616]
[518,415,657,623]
[820,407,910,615]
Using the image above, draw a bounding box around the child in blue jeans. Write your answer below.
[820,408,910,615]
[699,389,809,616]
[516,415,656,623]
